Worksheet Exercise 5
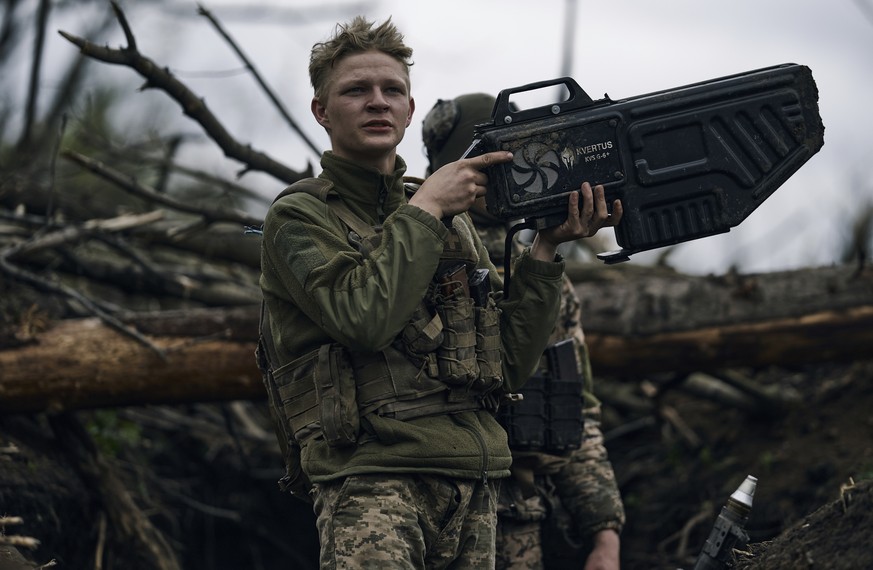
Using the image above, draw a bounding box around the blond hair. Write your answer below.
[309,16,414,101]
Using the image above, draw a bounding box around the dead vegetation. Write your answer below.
[2,2,873,569]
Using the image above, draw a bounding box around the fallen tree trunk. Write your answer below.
[0,265,871,413]
[588,305,873,376]
[573,263,873,335]
[575,262,873,376]
[0,308,262,414]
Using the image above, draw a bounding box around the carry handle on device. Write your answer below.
[491,77,597,126]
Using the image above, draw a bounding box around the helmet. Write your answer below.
[422,93,496,174]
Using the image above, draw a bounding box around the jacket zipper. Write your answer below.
[376,179,388,224]
[460,421,489,485]
[461,420,493,512]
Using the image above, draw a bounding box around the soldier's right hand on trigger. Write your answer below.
[410,151,513,220]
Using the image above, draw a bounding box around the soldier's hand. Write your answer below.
[410,151,513,220]
[530,182,622,262]
[544,182,622,244]
[584,529,620,570]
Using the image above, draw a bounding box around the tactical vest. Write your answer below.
[256,178,504,497]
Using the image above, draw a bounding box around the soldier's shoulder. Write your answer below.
[273,178,334,204]
[266,180,335,226]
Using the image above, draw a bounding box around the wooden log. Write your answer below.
[575,263,873,376]
[586,305,873,377]
[574,263,873,335]
[0,309,262,414]
[1,265,871,413]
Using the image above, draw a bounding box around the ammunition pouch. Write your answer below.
[435,294,479,387]
[396,291,504,397]
[473,301,503,394]
[400,305,444,356]
[395,224,504,396]
[256,316,312,502]
[499,339,584,453]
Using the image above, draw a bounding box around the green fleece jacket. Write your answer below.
[259,151,565,483]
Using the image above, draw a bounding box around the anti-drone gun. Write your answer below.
[464,64,824,265]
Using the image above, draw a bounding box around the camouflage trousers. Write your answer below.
[312,474,498,569]
[495,518,544,570]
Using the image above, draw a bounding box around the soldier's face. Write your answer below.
[312,50,414,172]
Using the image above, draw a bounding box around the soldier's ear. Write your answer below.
[312,97,330,129]
[405,97,415,127]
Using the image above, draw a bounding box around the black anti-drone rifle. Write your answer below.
[464,63,824,283]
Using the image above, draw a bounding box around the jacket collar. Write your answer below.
[318,151,408,224]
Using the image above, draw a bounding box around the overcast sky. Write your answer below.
[27,0,873,274]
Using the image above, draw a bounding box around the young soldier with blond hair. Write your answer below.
[258,17,621,568]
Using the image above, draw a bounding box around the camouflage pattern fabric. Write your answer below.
[478,222,626,569]
[495,519,543,570]
[312,474,497,569]
[553,405,626,536]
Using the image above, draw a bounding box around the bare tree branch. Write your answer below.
[17,0,50,150]
[57,2,312,185]
[62,149,264,228]
[0,534,40,549]
[0,249,167,359]
[35,9,117,154]
[5,211,165,260]
[197,3,322,160]
[45,113,66,220]
[74,130,273,206]
[157,157,271,205]
[0,0,21,66]
[0,211,174,356]
[48,413,182,570]
[155,134,182,193]
[85,233,261,307]
[109,0,137,51]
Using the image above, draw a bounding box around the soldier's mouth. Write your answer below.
[362,120,392,131]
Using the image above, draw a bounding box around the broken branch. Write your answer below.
[58,3,310,184]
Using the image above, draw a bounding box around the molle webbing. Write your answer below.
[272,349,320,437]
[275,344,484,439]
[435,296,478,385]
[256,304,311,497]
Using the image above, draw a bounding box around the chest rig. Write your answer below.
[257,178,505,461]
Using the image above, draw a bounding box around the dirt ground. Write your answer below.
[603,359,873,569]
[2,358,872,569]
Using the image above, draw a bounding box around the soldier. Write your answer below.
[258,17,622,569]
[422,93,626,570]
